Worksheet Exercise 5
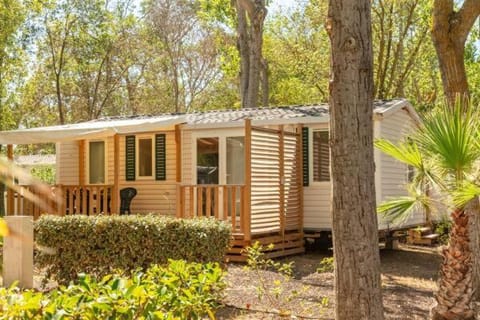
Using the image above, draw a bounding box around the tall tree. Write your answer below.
[147,0,222,113]
[432,0,480,105]
[326,0,384,319]
[234,0,268,108]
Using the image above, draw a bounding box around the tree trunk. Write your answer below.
[466,198,480,301]
[431,209,475,320]
[431,35,469,106]
[0,145,4,217]
[327,0,384,319]
[235,2,250,108]
[431,0,480,106]
[235,0,267,109]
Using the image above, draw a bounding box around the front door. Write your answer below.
[194,133,245,218]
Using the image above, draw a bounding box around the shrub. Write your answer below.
[316,257,334,273]
[434,215,452,245]
[35,215,231,283]
[0,260,226,319]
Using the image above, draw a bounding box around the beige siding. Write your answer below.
[378,109,424,229]
[182,130,193,184]
[56,141,79,185]
[118,132,177,216]
[303,122,332,229]
[303,108,423,231]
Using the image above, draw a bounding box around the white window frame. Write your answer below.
[135,134,155,180]
[309,126,331,186]
[191,129,244,185]
[86,139,108,185]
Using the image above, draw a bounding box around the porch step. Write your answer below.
[226,231,304,262]
[406,227,439,246]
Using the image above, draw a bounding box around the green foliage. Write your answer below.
[30,165,55,185]
[316,257,334,273]
[35,215,231,283]
[243,242,328,316]
[0,260,225,319]
[434,215,452,245]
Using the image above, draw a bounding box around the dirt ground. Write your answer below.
[217,244,443,319]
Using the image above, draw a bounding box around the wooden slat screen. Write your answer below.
[313,131,330,182]
[284,134,301,231]
[251,129,281,233]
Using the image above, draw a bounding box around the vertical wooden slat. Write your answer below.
[189,187,194,218]
[297,125,304,233]
[82,186,87,215]
[244,120,252,241]
[112,135,119,214]
[231,186,237,231]
[223,186,228,222]
[214,187,219,219]
[197,187,203,217]
[279,125,285,236]
[68,186,74,215]
[206,186,212,217]
[89,187,95,215]
[240,186,245,233]
[6,144,14,215]
[58,185,66,216]
[176,184,182,218]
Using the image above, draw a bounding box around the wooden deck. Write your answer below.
[177,121,305,261]
[7,184,115,218]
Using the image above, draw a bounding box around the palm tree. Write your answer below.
[376,103,480,320]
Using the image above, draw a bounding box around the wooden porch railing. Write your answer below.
[6,184,115,218]
[177,184,246,234]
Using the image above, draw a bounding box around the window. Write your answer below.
[89,141,105,184]
[226,137,245,185]
[313,131,330,182]
[197,137,219,184]
[137,137,153,178]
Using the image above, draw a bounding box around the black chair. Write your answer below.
[120,187,137,215]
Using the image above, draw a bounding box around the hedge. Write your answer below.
[0,260,226,319]
[35,215,231,283]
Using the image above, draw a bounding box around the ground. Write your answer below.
[217,244,442,319]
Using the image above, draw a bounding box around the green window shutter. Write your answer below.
[125,135,136,181]
[302,127,309,186]
[155,134,167,180]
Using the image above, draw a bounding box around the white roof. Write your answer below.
[0,115,186,144]
[0,99,418,144]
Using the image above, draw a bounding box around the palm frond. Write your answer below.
[452,181,480,208]
[377,184,430,224]
[375,139,423,168]
[415,102,480,178]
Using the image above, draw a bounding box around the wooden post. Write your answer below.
[3,216,34,288]
[175,125,182,218]
[6,144,14,216]
[112,135,120,214]
[244,120,252,241]
[78,140,85,186]
[279,125,285,237]
[296,125,304,234]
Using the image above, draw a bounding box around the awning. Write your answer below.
[0,115,186,144]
